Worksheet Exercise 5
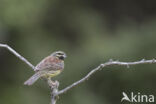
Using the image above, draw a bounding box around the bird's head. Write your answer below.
[51,51,67,60]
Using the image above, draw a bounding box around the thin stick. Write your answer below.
[47,79,59,104]
[1,43,156,103]
[57,59,156,95]
[0,43,35,70]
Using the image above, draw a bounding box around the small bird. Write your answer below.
[24,51,67,86]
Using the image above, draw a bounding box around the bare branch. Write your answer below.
[1,43,156,104]
[47,79,59,104]
[0,43,57,104]
[57,59,156,95]
[0,43,35,70]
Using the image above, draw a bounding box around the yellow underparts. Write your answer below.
[43,70,62,78]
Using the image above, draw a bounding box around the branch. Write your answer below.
[0,43,35,70]
[47,79,59,104]
[57,59,156,95]
[0,43,56,104]
[1,43,156,104]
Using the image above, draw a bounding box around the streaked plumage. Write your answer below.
[24,51,66,86]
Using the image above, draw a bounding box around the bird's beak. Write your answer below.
[63,54,67,58]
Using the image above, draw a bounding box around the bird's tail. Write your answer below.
[24,72,41,86]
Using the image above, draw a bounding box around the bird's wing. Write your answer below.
[34,56,53,71]
[34,56,63,71]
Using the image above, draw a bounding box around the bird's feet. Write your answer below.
[47,78,59,89]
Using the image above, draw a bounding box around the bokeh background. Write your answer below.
[0,0,156,104]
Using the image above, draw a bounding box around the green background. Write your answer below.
[0,0,156,104]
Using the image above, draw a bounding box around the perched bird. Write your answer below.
[24,51,67,86]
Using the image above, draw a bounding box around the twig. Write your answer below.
[57,59,156,95]
[0,43,35,70]
[1,43,156,104]
[47,79,59,104]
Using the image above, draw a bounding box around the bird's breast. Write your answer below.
[43,70,62,78]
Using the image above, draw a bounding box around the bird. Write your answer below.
[24,51,67,86]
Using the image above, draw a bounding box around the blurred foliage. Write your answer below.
[0,0,156,104]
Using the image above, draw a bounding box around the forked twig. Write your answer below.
[1,43,156,104]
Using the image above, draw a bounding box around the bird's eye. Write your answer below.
[57,53,63,55]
